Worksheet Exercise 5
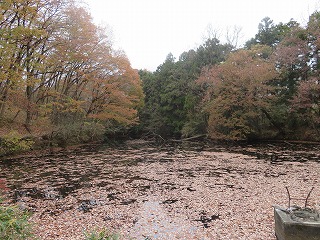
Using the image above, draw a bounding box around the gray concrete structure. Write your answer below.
[274,206,320,240]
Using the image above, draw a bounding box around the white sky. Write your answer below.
[84,0,319,71]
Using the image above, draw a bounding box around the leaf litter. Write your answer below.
[0,140,319,239]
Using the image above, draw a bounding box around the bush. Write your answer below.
[0,179,33,240]
[84,228,120,240]
[0,131,34,156]
[52,121,105,147]
[0,201,33,240]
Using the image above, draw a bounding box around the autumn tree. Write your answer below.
[244,15,320,140]
[84,51,144,127]
[198,46,280,140]
[41,4,143,142]
[0,0,144,145]
[272,26,309,97]
[0,0,69,131]
[290,78,320,139]
[281,11,320,140]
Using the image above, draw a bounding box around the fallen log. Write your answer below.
[171,134,207,142]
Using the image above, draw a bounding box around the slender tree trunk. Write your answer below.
[25,85,33,133]
[261,109,285,137]
[0,85,9,119]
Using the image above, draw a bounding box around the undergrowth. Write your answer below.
[0,179,34,240]
[83,228,120,240]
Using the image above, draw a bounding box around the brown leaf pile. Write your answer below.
[2,140,319,239]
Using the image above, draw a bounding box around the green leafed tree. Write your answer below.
[139,38,232,138]
[246,17,300,49]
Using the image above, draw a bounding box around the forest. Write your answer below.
[140,16,320,141]
[0,0,144,155]
[0,0,320,155]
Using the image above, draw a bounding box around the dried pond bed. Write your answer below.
[0,140,319,239]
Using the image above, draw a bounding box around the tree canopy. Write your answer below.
[139,38,232,138]
[1,1,319,145]
[140,13,320,141]
[0,0,143,146]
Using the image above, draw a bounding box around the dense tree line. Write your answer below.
[0,0,143,150]
[140,13,320,141]
[138,38,233,138]
[1,0,319,151]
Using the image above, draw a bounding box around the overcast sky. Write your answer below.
[84,0,319,71]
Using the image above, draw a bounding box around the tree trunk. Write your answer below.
[261,109,285,137]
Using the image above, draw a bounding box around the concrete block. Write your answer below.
[274,206,320,240]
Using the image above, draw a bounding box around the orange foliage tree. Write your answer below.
[0,0,143,142]
[197,46,280,140]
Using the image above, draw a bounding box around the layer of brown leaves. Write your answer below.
[2,140,319,239]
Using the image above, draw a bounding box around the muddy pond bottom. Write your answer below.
[0,140,319,239]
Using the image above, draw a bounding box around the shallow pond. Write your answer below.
[0,140,319,239]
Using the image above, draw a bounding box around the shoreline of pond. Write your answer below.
[1,136,320,161]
